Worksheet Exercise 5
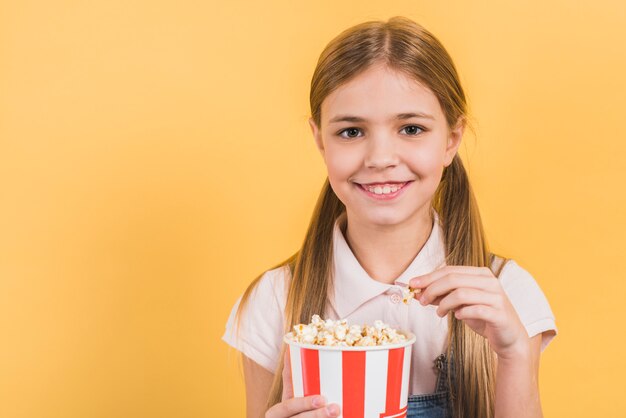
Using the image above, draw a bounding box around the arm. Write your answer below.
[242,354,274,418]
[410,266,551,418]
[494,333,543,418]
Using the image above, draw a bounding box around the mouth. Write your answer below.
[354,180,413,200]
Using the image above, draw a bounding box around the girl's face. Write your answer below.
[309,63,464,229]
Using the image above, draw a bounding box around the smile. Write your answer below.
[356,181,413,200]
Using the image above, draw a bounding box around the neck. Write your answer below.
[341,207,434,284]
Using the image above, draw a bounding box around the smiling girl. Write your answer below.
[223,16,556,418]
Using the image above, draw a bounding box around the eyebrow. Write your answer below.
[329,112,435,124]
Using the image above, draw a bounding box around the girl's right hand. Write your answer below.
[265,352,341,418]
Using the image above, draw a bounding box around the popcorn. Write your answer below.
[401,285,421,304]
[285,315,408,347]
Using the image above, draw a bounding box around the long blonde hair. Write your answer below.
[236,16,508,418]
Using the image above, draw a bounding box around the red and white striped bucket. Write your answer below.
[284,332,416,418]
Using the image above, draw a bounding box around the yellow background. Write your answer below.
[1,1,624,417]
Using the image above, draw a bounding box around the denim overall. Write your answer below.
[406,353,453,418]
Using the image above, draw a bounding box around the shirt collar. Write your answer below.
[330,209,446,319]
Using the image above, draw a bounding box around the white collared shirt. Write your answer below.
[223,210,557,394]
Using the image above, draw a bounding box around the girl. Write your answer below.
[222,16,556,418]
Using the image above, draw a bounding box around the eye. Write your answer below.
[401,125,425,136]
[337,127,362,139]
[336,125,426,140]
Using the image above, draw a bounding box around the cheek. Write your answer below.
[407,148,445,178]
[324,148,360,181]
[416,157,442,175]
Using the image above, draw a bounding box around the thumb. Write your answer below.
[281,348,294,401]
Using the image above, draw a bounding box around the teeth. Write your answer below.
[364,183,404,195]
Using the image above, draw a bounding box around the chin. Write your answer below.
[362,211,412,227]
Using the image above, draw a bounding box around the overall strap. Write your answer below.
[490,254,510,278]
[433,352,451,392]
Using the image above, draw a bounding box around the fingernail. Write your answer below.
[419,295,426,305]
[411,278,421,287]
[325,404,339,416]
[312,395,326,408]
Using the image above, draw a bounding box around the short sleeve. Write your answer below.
[221,266,289,373]
[499,260,557,352]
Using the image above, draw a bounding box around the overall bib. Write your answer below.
[406,353,453,418]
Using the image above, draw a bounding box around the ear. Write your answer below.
[443,116,465,167]
[308,117,325,157]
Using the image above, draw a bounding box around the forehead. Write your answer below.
[321,64,444,125]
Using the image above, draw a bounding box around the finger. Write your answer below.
[419,275,499,306]
[436,288,498,317]
[410,266,490,289]
[281,349,294,401]
[265,395,329,418]
[293,403,341,418]
[409,265,493,289]
[453,304,498,321]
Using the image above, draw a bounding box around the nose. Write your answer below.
[364,134,399,169]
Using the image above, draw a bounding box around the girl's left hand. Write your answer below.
[409,265,529,360]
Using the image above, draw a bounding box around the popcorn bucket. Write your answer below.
[284,332,416,418]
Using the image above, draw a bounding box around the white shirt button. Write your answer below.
[390,293,401,304]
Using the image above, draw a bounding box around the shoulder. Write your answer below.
[497,258,544,293]
[251,264,291,306]
[232,263,291,324]
[496,257,547,301]
[264,263,292,285]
